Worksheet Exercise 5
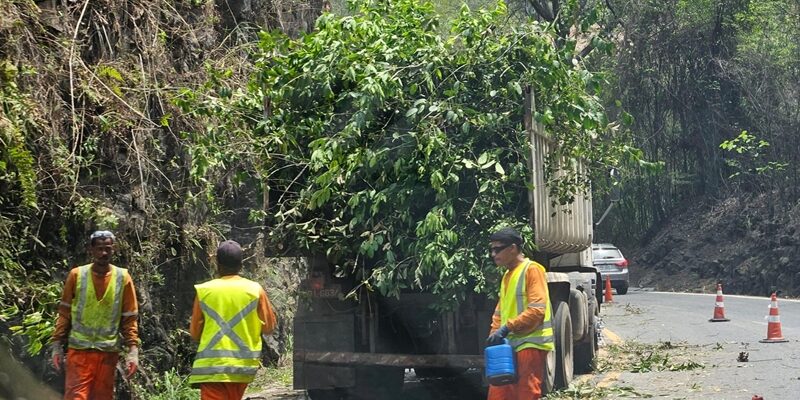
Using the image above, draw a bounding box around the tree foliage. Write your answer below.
[181,0,629,304]
[594,0,800,245]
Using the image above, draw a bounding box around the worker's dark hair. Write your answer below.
[489,227,523,246]
[216,240,243,275]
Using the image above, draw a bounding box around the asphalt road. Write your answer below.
[596,288,800,399]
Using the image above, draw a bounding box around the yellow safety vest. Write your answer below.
[189,278,263,384]
[69,264,126,351]
[499,260,554,351]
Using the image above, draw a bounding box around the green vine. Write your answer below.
[1,59,38,210]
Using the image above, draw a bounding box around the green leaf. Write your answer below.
[512,82,522,95]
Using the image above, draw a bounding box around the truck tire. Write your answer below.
[573,302,597,373]
[568,289,587,342]
[542,346,556,395]
[552,300,573,389]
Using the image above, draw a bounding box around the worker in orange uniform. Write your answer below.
[189,240,277,400]
[485,227,554,400]
[50,230,140,399]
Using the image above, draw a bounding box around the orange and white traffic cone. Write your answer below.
[760,292,788,343]
[604,275,613,303]
[709,283,730,322]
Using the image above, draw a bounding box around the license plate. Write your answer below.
[312,284,342,299]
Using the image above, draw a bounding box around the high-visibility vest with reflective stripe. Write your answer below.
[69,264,126,352]
[499,260,554,352]
[189,278,263,384]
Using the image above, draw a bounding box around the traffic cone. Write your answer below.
[760,292,788,343]
[603,275,613,303]
[709,283,730,322]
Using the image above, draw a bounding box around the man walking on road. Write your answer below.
[50,230,140,399]
[485,227,554,400]
[189,240,277,400]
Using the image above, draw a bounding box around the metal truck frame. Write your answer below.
[293,90,602,399]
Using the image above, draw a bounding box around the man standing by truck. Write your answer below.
[50,230,140,399]
[485,227,554,400]
[189,240,277,400]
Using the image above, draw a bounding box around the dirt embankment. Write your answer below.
[628,192,800,297]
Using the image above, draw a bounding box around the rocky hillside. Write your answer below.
[630,191,800,297]
[1,1,328,393]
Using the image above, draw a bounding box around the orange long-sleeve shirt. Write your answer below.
[490,259,548,335]
[189,275,277,342]
[51,264,140,347]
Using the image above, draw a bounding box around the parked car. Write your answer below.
[592,243,629,295]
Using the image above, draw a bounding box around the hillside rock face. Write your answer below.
[1,0,327,391]
[630,192,800,297]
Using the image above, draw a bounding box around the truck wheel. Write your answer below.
[574,323,596,373]
[552,300,573,389]
[568,289,587,341]
[575,304,598,374]
[542,346,556,395]
[574,302,598,373]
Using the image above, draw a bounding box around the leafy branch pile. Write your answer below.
[181,0,630,304]
[597,341,705,374]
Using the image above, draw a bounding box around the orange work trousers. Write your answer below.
[64,349,119,400]
[487,348,547,400]
[199,382,249,400]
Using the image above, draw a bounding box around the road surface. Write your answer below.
[589,288,800,399]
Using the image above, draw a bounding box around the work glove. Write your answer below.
[125,345,139,378]
[485,325,510,347]
[50,342,65,372]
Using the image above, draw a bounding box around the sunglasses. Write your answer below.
[90,230,116,241]
[489,243,513,255]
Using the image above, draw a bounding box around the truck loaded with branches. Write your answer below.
[177,1,630,398]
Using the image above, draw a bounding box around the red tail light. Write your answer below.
[309,275,325,290]
[615,259,628,268]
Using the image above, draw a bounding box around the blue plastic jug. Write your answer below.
[485,338,516,385]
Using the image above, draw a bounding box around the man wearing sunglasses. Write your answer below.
[50,230,140,399]
[486,227,554,400]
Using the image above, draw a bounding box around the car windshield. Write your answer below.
[593,248,622,260]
